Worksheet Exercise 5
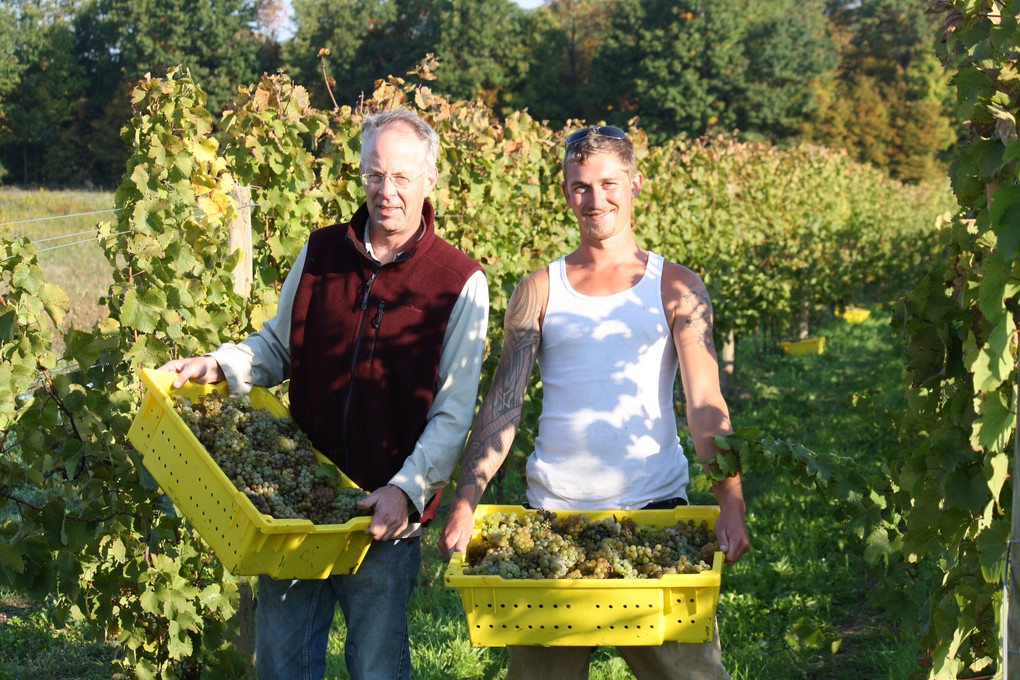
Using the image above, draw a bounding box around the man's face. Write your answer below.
[361,125,437,240]
[561,153,642,243]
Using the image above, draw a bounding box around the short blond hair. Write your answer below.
[562,132,637,178]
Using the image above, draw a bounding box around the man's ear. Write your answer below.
[424,167,439,195]
[631,172,644,197]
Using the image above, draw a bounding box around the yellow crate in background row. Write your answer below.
[780,336,826,356]
[444,504,724,647]
[127,368,372,580]
[836,307,871,323]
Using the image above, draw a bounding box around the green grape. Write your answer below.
[172,393,371,525]
[463,510,719,580]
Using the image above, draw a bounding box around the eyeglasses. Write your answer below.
[359,169,431,188]
[565,126,628,147]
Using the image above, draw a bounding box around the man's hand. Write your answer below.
[358,485,411,541]
[158,356,225,389]
[713,496,749,564]
[439,498,476,560]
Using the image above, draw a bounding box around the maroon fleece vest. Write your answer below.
[288,201,482,496]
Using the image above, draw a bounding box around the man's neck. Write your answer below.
[365,220,424,264]
[569,229,643,268]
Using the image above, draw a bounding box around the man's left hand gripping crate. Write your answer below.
[128,368,372,579]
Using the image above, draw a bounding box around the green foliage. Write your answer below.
[805,0,957,182]
[884,1,1020,675]
[0,2,90,185]
[0,0,960,188]
[0,62,952,675]
[420,0,531,113]
[590,0,838,144]
[86,0,264,115]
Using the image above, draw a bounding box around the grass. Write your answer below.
[0,187,116,353]
[0,590,116,680]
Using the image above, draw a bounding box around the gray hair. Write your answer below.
[360,108,439,169]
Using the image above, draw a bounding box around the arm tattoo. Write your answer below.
[682,289,716,351]
[456,278,542,503]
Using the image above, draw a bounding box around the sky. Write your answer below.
[278,1,545,39]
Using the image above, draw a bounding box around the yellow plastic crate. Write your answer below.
[127,368,372,579]
[836,308,871,323]
[444,505,723,647]
[780,336,826,356]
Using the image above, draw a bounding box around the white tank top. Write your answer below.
[526,252,689,510]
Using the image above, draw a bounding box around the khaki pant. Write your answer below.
[504,624,729,680]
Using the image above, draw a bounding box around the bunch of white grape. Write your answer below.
[173,392,370,525]
[464,510,719,579]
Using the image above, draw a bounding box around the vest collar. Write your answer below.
[346,199,437,264]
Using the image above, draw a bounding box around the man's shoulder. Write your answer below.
[660,258,705,291]
[424,233,484,278]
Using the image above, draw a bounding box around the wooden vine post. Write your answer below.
[228,185,253,298]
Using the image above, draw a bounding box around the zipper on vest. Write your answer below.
[341,269,379,463]
[367,300,385,363]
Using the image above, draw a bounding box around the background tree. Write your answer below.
[418,0,530,113]
[804,0,957,181]
[590,0,836,145]
[514,0,613,127]
[0,1,27,182]
[737,0,838,142]
[33,0,266,187]
[0,0,90,185]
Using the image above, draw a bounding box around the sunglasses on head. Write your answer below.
[565,125,628,147]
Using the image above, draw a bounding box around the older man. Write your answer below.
[162,108,489,680]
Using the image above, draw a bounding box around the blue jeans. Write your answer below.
[255,537,421,680]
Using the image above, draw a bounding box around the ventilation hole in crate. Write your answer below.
[595,604,601,609]
[500,604,507,608]
[566,625,572,629]
[526,604,532,608]
[513,604,519,608]
[596,625,602,630]
[527,625,533,629]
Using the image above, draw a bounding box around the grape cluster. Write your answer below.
[464,510,719,579]
[173,392,370,525]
